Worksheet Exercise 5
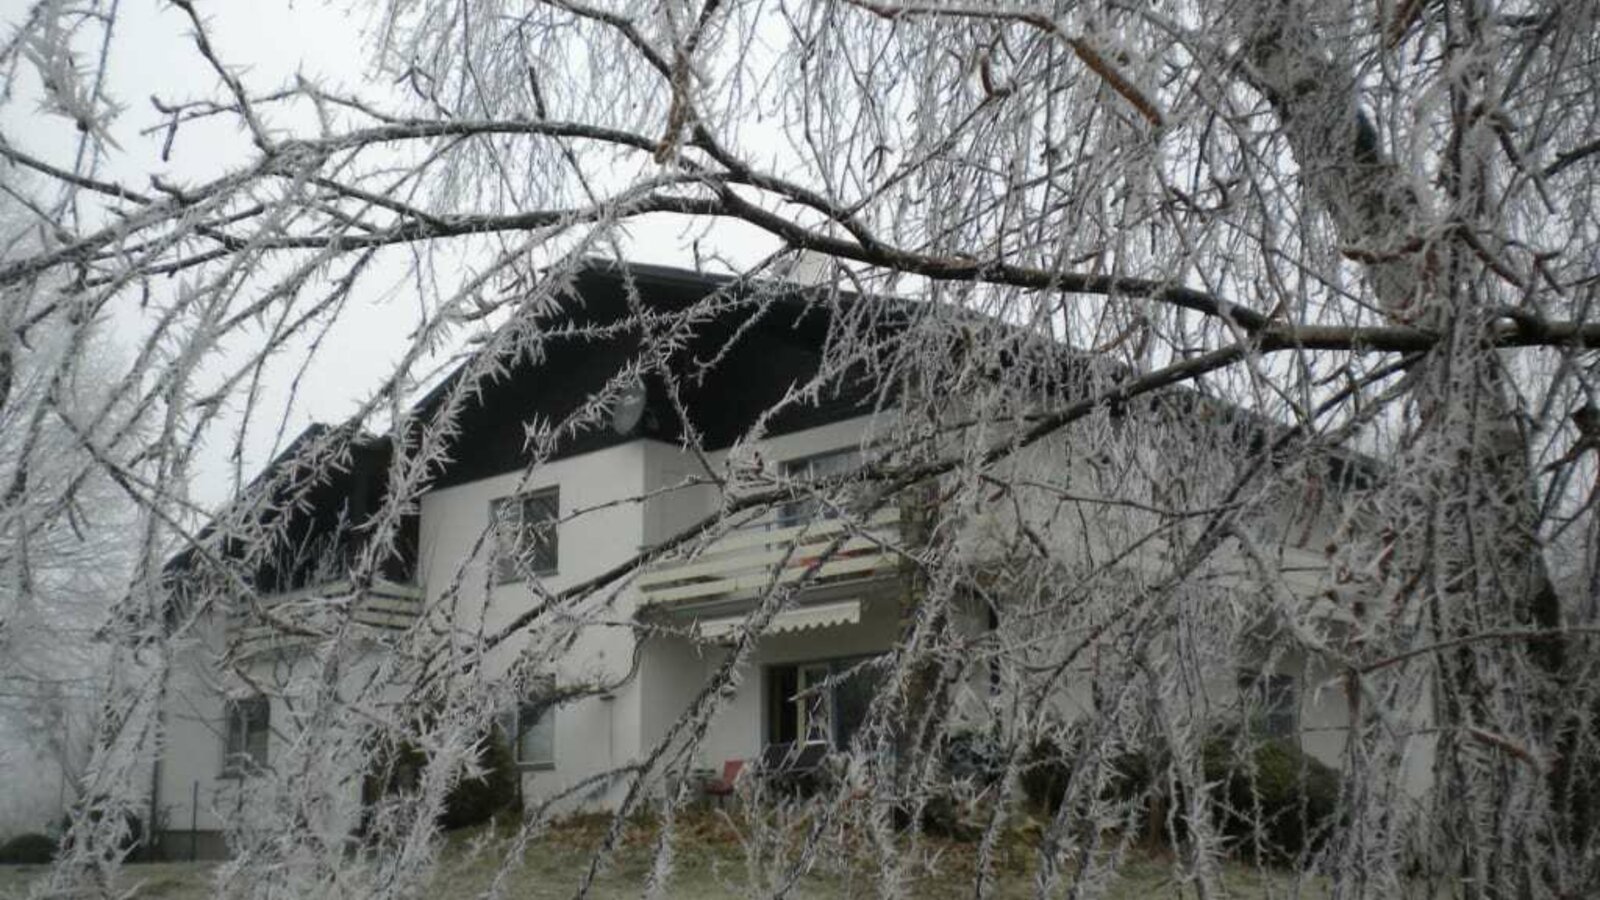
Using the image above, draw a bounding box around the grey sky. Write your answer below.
[0,1,773,508]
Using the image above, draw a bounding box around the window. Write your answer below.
[1239,671,1298,739]
[222,696,270,776]
[492,488,559,583]
[511,676,557,769]
[779,449,862,527]
[766,657,883,750]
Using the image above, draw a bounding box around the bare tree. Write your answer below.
[3,0,1600,898]
[0,325,127,837]
[0,182,138,841]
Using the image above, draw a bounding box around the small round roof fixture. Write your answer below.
[611,380,648,435]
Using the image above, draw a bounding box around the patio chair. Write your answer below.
[703,758,746,807]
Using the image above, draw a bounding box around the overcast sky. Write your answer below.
[1,1,771,508]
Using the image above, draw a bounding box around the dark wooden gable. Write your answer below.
[426,262,889,489]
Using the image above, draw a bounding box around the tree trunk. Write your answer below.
[1232,5,1590,895]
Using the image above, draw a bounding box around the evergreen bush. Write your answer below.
[0,833,56,865]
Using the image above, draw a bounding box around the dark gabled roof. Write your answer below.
[169,258,1383,597]
[166,259,898,593]
[417,259,898,489]
[163,424,415,600]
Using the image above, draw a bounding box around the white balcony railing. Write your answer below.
[229,579,425,658]
[637,507,901,606]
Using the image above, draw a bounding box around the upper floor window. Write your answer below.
[492,488,559,583]
[779,449,862,527]
[222,696,270,776]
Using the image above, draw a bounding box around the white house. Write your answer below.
[150,260,1412,859]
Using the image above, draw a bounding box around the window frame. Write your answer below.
[490,487,560,584]
[796,663,834,746]
[765,655,883,750]
[1238,670,1298,740]
[778,448,862,528]
[221,695,270,778]
[510,675,557,770]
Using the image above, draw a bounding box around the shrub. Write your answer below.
[1019,734,1074,814]
[943,729,1006,787]
[359,736,429,838]
[0,833,57,865]
[362,737,427,801]
[1018,729,1151,816]
[440,728,521,831]
[55,799,145,860]
[917,793,977,841]
[1014,725,1339,862]
[892,731,1007,840]
[361,727,520,833]
[1201,734,1341,862]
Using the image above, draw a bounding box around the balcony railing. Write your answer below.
[637,507,901,606]
[228,579,425,658]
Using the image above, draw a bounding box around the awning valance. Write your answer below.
[696,599,861,640]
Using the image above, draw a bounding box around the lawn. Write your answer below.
[0,815,1323,899]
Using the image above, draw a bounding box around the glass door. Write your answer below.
[798,664,833,745]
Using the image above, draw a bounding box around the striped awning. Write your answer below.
[696,599,861,640]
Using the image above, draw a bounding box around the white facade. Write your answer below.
[155,405,1409,856]
[417,443,649,810]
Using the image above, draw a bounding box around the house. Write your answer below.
[150,260,1420,859]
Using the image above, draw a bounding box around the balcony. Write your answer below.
[228,579,425,658]
[637,507,902,606]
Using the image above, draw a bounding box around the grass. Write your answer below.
[0,814,1325,899]
[0,861,215,900]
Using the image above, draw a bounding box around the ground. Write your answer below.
[0,814,1322,899]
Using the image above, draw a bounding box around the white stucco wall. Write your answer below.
[157,625,392,855]
[641,441,720,549]
[157,630,233,841]
[1291,652,1433,797]
[157,406,1417,836]
[417,442,652,810]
